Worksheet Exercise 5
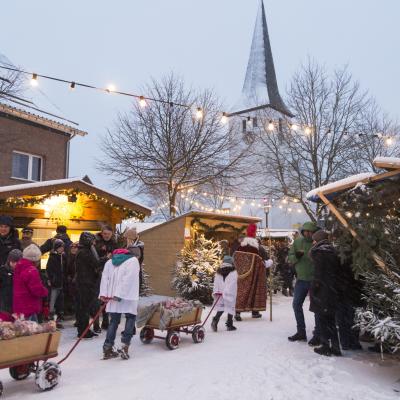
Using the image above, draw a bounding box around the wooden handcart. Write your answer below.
[0,331,61,396]
[140,306,206,350]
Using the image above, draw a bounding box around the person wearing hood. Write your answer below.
[309,230,341,357]
[100,248,140,360]
[0,215,21,266]
[233,223,266,321]
[75,232,100,339]
[46,239,66,323]
[211,255,238,332]
[288,221,320,344]
[20,227,38,250]
[13,244,48,321]
[0,249,22,315]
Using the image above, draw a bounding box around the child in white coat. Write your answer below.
[99,249,140,360]
[211,255,238,332]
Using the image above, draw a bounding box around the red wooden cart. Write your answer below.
[0,331,62,396]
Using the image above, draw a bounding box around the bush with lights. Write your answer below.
[172,235,222,305]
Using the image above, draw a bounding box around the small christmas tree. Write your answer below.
[172,235,222,304]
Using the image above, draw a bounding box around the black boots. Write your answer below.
[308,336,321,347]
[314,344,342,357]
[235,312,242,321]
[252,311,262,319]
[288,332,307,342]
[211,317,218,332]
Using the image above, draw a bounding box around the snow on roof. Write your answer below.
[121,222,162,233]
[258,228,297,238]
[0,177,152,214]
[0,102,87,137]
[373,156,400,169]
[306,173,375,202]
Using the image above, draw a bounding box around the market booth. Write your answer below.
[0,177,151,264]
[139,211,261,296]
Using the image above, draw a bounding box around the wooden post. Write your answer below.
[268,228,273,322]
[318,191,400,282]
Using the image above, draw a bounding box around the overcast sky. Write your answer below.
[2,0,400,204]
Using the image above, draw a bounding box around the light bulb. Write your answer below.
[221,112,228,124]
[30,73,38,87]
[291,123,298,131]
[139,96,147,108]
[106,84,116,93]
[195,107,203,120]
[386,137,394,146]
[304,126,312,135]
[268,120,274,131]
[69,82,76,90]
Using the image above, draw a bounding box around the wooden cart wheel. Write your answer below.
[192,325,206,343]
[166,331,180,350]
[35,362,61,391]
[140,327,155,344]
[9,363,33,380]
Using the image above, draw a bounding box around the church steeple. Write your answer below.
[238,0,292,117]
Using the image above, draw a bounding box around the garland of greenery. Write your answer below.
[0,188,146,220]
[190,217,247,235]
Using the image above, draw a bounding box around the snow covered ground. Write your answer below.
[1,295,400,400]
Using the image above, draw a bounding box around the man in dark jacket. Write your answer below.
[75,232,100,338]
[40,225,72,255]
[309,230,341,357]
[0,215,21,266]
[0,249,22,314]
[20,227,38,250]
[46,239,66,324]
[95,225,117,330]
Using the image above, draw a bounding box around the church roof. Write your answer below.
[235,1,293,117]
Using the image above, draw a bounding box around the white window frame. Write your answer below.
[11,150,43,182]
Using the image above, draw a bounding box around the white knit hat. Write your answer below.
[23,244,42,262]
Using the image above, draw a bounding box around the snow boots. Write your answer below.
[251,311,262,319]
[103,346,119,360]
[308,336,321,347]
[211,317,219,332]
[226,314,237,331]
[314,344,342,357]
[118,345,130,360]
[288,332,307,342]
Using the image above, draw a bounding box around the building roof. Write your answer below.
[235,0,293,117]
[139,211,262,236]
[0,177,152,216]
[0,102,87,137]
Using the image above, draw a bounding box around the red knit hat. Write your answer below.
[246,223,257,238]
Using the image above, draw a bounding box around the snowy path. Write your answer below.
[1,295,400,400]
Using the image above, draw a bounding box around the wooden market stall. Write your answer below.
[139,211,261,296]
[0,176,151,250]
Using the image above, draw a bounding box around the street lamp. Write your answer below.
[263,198,272,228]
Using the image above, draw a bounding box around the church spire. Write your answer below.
[238,0,292,117]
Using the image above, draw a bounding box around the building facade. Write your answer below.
[0,103,87,187]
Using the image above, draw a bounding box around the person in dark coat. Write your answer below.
[275,244,294,296]
[46,239,66,322]
[40,225,72,255]
[64,242,79,316]
[75,232,100,339]
[309,230,341,357]
[20,227,38,250]
[334,241,363,350]
[0,215,21,266]
[0,249,22,315]
[94,225,117,330]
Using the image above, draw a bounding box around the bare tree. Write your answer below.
[100,74,246,218]
[253,60,399,221]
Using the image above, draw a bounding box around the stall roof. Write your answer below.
[258,228,298,238]
[373,156,400,170]
[138,211,262,235]
[0,177,152,216]
[307,168,400,203]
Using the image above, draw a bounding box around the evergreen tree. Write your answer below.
[172,235,222,304]
[332,182,400,352]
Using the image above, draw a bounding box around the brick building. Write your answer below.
[0,102,87,187]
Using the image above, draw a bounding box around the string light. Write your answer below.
[69,81,76,90]
[247,116,252,127]
[30,73,38,87]
[304,126,312,135]
[221,112,228,124]
[267,120,274,131]
[386,137,394,146]
[139,96,147,108]
[106,84,116,93]
[290,123,298,131]
[195,107,203,120]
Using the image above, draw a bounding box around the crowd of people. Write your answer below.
[0,214,365,360]
[0,215,144,359]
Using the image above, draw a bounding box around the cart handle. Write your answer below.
[201,294,222,328]
[58,298,111,365]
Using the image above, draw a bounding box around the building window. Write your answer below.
[12,151,42,181]
[242,119,247,133]
[253,117,258,128]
